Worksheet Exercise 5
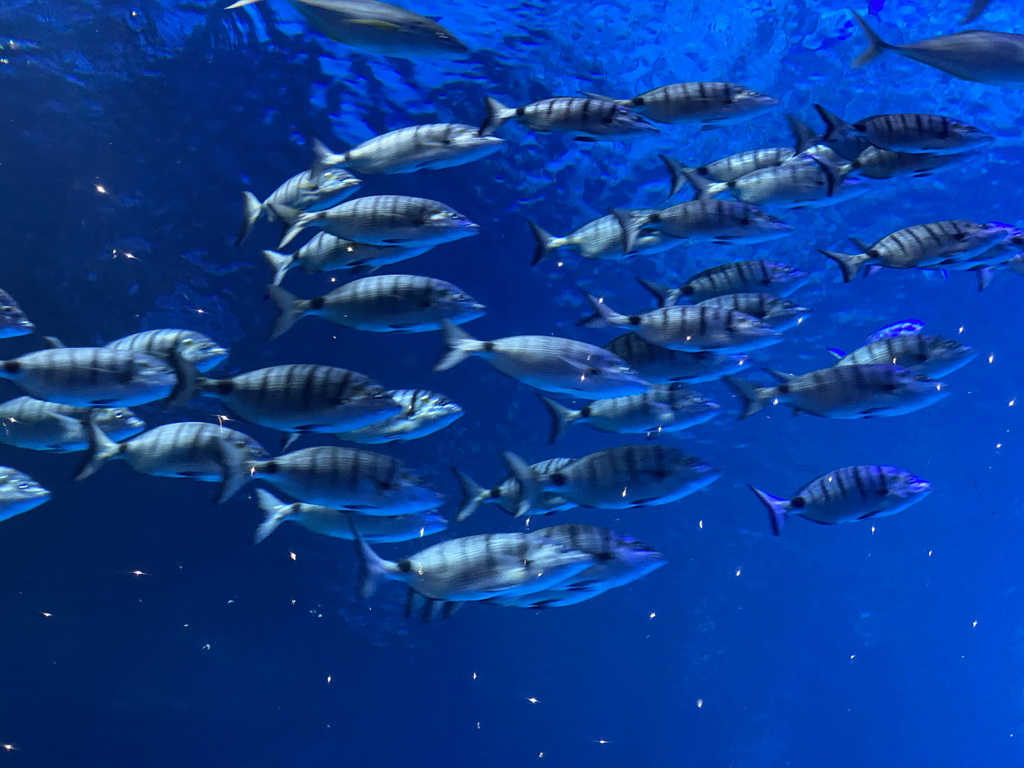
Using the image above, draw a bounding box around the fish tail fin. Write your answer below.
[262,249,295,286]
[748,485,790,536]
[253,488,292,544]
[480,96,513,136]
[164,347,198,409]
[452,466,487,522]
[527,220,559,266]
[434,320,482,371]
[74,414,122,481]
[851,11,892,68]
[278,211,320,249]
[577,292,627,328]
[501,451,539,518]
[225,0,263,8]
[310,138,344,175]
[267,283,308,340]
[212,433,249,504]
[658,153,692,198]
[635,277,673,308]
[786,113,820,154]
[725,377,766,420]
[962,0,989,23]
[813,104,852,143]
[351,522,393,600]
[610,207,642,254]
[675,165,713,201]
[975,266,994,292]
[818,248,869,283]
[235,191,263,245]
[538,395,578,444]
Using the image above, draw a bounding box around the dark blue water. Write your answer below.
[2,1,1024,765]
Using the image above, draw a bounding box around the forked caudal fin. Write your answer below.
[452,466,487,522]
[527,220,559,267]
[501,451,539,518]
[538,395,579,444]
[748,485,790,536]
[74,414,124,482]
[351,521,397,600]
[576,293,627,328]
[252,488,294,544]
[850,11,895,68]
[263,250,296,286]
[724,377,767,420]
[479,96,513,137]
[266,283,307,340]
[818,248,871,283]
[434,320,483,372]
[235,191,263,246]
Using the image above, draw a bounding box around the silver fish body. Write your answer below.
[696,293,811,332]
[106,329,228,372]
[690,155,868,209]
[0,397,144,453]
[0,467,51,522]
[528,212,677,266]
[333,389,463,444]
[0,289,34,338]
[454,458,577,522]
[616,200,792,253]
[663,148,796,189]
[603,334,751,384]
[831,334,977,379]
[480,96,658,140]
[641,261,810,306]
[322,124,504,174]
[263,233,430,286]
[850,145,975,179]
[588,82,777,125]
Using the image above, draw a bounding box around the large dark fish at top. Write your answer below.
[225,0,468,58]
[852,12,1024,86]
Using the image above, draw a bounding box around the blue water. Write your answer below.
[2,0,1024,765]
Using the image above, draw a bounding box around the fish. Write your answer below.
[332,389,463,444]
[267,275,485,338]
[0,397,144,453]
[750,465,932,536]
[105,329,229,373]
[814,104,993,160]
[225,0,468,59]
[236,165,362,245]
[527,213,678,266]
[435,321,649,399]
[279,194,479,249]
[252,488,447,544]
[848,145,977,180]
[853,12,1024,86]
[637,261,810,306]
[513,444,721,512]
[661,150,796,194]
[0,289,34,339]
[263,233,431,286]
[580,293,782,353]
[819,220,1014,282]
[0,347,183,407]
[727,364,949,419]
[539,384,720,443]
[249,446,443,514]
[74,420,263,503]
[453,457,577,522]
[0,467,51,522]
[614,201,792,254]
[195,364,402,434]
[603,334,751,384]
[313,126,504,175]
[866,320,926,342]
[479,96,659,141]
[696,293,811,332]
[963,0,994,23]
[580,82,778,125]
[828,334,977,379]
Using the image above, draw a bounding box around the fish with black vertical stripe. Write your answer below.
[479,95,659,141]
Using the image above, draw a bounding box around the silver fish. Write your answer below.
[603,334,751,384]
[263,233,430,286]
[315,126,503,174]
[0,467,51,522]
[196,364,402,433]
[0,397,144,453]
[539,384,720,443]
[848,145,976,180]
[0,289,34,339]
[854,12,1024,86]
[750,465,932,536]
[453,457,577,522]
[249,446,443,514]
[829,334,977,379]
[267,275,485,338]
[479,96,658,141]
[582,82,777,125]
[105,329,228,373]
[661,150,796,193]
[696,293,811,332]
[728,364,949,419]
[637,262,810,307]
[580,294,782,353]
[528,212,677,266]
[333,389,463,444]
[279,194,478,249]
[252,488,447,544]
[614,201,792,253]
[435,322,649,399]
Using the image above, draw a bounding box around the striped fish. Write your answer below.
[249,446,443,515]
[581,293,782,353]
[603,334,749,384]
[661,150,796,196]
[252,488,448,545]
[850,146,977,180]
[435,322,649,399]
[263,233,430,286]
[267,274,485,338]
[516,444,721,511]
[582,82,777,125]
[637,263,809,309]
[728,364,949,419]
[279,194,478,249]
[829,334,977,379]
[539,384,720,443]
[479,95,658,140]
[0,467,50,522]
[105,329,228,372]
[0,347,179,407]
[527,212,677,266]
[614,200,792,253]
[814,104,993,160]
[750,465,932,536]
[453,457,577,522]
[696,293,810,332]
[314,125,504,175]
[0,397,144,453]
[0,289,34,339]
[819,220,1014,282]
[75,420,264,503]
[332,389,463,445]
[196,364,402,433]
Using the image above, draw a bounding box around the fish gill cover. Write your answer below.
[1,0,1023,766]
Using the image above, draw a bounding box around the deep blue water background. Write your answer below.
[2,0,1024,765]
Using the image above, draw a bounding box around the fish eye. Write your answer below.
[587,367,602,376]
